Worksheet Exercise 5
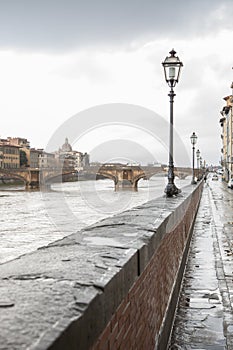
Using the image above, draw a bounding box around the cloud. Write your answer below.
[53,53,113,83]
[0,0,231,51]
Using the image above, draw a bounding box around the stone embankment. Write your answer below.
[0,181,203,350]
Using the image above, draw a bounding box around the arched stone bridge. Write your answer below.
[0,168,40,189]
[0,165,201,190]
[95,165,163,190]
[86,165,200,190]
[0,168,77,189]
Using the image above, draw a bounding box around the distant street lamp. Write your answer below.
[203,159,206,170]
[196,149,200,181]
[200,156,203,178]
[162,49,183,197]
[190,132,197,184]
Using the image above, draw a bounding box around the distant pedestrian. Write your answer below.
[204,174,207,182]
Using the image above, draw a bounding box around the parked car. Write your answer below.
[227,178,233,189]
[212,174,218,181]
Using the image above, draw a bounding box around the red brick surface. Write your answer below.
[91,187,202,350]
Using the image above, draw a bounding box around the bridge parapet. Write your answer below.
[0,181,203,349]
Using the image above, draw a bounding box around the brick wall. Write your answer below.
[91,184,203,350]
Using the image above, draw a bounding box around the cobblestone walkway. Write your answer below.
[169,178,233,349]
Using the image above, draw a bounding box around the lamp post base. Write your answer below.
[164,183,181,197]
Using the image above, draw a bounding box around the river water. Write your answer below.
[0,176,191,264]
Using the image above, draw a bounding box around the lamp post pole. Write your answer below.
[162,49,183,197]
[200,156,203,178]
[190,132,197,184]
[196,149,200,181]
[166,85,176,194]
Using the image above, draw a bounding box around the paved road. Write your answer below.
[169,176,233,349]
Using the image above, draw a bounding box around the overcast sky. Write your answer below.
[0,0,232,166]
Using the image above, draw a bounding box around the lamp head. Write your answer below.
[190,132,197,146]
[162,49,183,88]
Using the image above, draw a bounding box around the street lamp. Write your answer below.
[200,156,203,178]
[190,132,197,184]
[162,49,183,197]
[196,149,200,181]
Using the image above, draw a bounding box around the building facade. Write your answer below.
[7,137,30,149]
[220,84,233,182]
[30,148,43,168]
[0,149,3,168]
[4,137,31,167]
[0,140,20,169]
[39,151,57,168]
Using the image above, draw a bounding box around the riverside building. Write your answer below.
[220,82,233,182]
[0,139,20,169]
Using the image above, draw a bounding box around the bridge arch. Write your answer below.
[96,171,117,185]
[0,170,26,184]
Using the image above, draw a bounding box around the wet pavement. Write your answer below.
[169,177,233,349]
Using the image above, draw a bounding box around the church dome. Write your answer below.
[61,137,72,152]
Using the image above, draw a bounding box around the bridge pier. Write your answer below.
[115,179,138,191]
[25,181,40,190]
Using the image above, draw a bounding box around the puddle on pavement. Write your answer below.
[227,325,233,332]
[83,236,125,247]
[190,343,225,350]
[189,297,216,309]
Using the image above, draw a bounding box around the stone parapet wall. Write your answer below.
[91,182,203,350]
[0,182,203,350]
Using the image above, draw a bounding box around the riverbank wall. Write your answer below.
[0,181,203,350]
